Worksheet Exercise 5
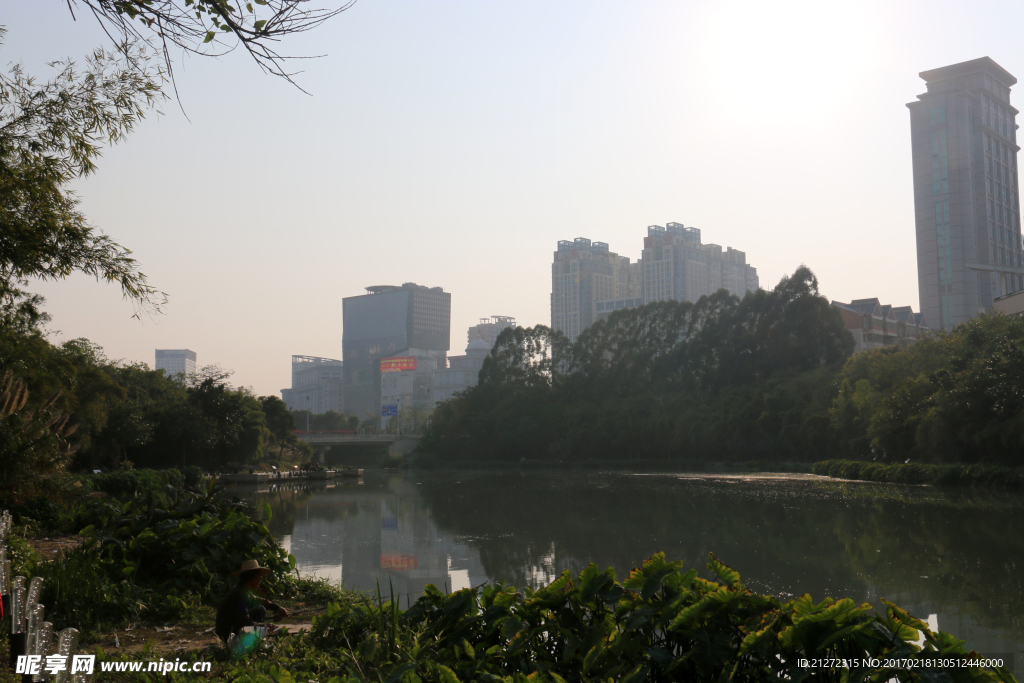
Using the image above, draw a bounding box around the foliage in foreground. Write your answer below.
[812,460,1024,488]
[17,477,317,632]
[208,553,1015,683]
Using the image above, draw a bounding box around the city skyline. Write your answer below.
[8,1,1024,395]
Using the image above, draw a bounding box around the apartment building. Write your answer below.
[831,298,930,353]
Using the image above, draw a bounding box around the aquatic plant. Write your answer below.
[212,552,1017,682]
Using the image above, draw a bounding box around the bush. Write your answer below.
[218,553,1012,682]
[85,468,185,498]
[812,460,1024,488]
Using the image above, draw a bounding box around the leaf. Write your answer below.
[254,19,267,31]
[582,642,605,673]
[707,553,741,586]
[384,664,418,683]
[667,596,710,630]
[204,31,216,43]
[430,664,460,683]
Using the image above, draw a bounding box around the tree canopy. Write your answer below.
[0,30,165,315]
[423,267,855,463]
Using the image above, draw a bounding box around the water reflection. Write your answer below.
[246,471,1024,668]
[250,477,487,606]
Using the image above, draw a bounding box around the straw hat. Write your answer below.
[231,559,273,577]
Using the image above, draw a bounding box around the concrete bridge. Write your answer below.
[296,433,422,460]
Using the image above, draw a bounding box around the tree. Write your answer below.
[260,395,296,456]
[0,31,165,315]
[69,0,355,88]
[0,372,79,496]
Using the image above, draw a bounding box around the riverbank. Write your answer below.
[413,458,815,473]
[812,459,1024,488]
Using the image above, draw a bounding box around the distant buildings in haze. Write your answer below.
[551,238,640,341]
[831,299,930,354]
[551,223,759,341]
[467,316,517,350]
[155,349,196,377]
[908,57,1023,330]
[432,338,492,407]
[281,355,344,414]
[342,283,451,419]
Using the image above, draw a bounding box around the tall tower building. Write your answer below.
[155,349,196,377]
[907,57,1023,330]
[550,238,640,342]
[342,283,450,418]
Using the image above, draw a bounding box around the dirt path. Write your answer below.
[26,536,84,559]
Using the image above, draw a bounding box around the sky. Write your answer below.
[6,0,1024,396]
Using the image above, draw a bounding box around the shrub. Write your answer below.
[812,460,1024,488]
[219,553,1012,682]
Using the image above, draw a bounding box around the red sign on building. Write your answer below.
[380,357,417,373]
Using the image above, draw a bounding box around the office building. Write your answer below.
[641,223,759,305]
[154,349,196,377]
[551,238,641,341]
[432,338,491,406]
[280,355,344,415]
[467,316,517,351]
[831,299,930,354]
[907,57,1023,330]
[343,283,451,418]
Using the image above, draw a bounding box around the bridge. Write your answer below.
[296,433,422,460]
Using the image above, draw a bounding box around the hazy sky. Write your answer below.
[6,1,1024,396]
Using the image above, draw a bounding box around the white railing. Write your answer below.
[2,510,86,682]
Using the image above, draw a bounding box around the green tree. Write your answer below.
[422,267,854,464]
[260,395,297,457]
[832,313,1024,465]
[0,32,165,314]
[0,372,78,497]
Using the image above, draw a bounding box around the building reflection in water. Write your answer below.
[253,472,1023,671]
[266,477,487,604]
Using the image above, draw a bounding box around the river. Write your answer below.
[244,470,1023,670]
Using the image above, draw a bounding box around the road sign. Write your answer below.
[381,404,398,416]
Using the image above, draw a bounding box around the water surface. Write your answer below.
[247,471,1023,667]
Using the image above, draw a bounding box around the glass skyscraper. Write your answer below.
[907,57,1023,330]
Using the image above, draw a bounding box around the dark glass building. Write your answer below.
[908,57,1023,330]
[342,283,451,418]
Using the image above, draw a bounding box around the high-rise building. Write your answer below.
[641,223,758,305]
[342,283,451,418]
[550,238,641,341]
[907,57,1023,330]
[281,356,344,415]
[467,316,516,350]
[154,349,196,377]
